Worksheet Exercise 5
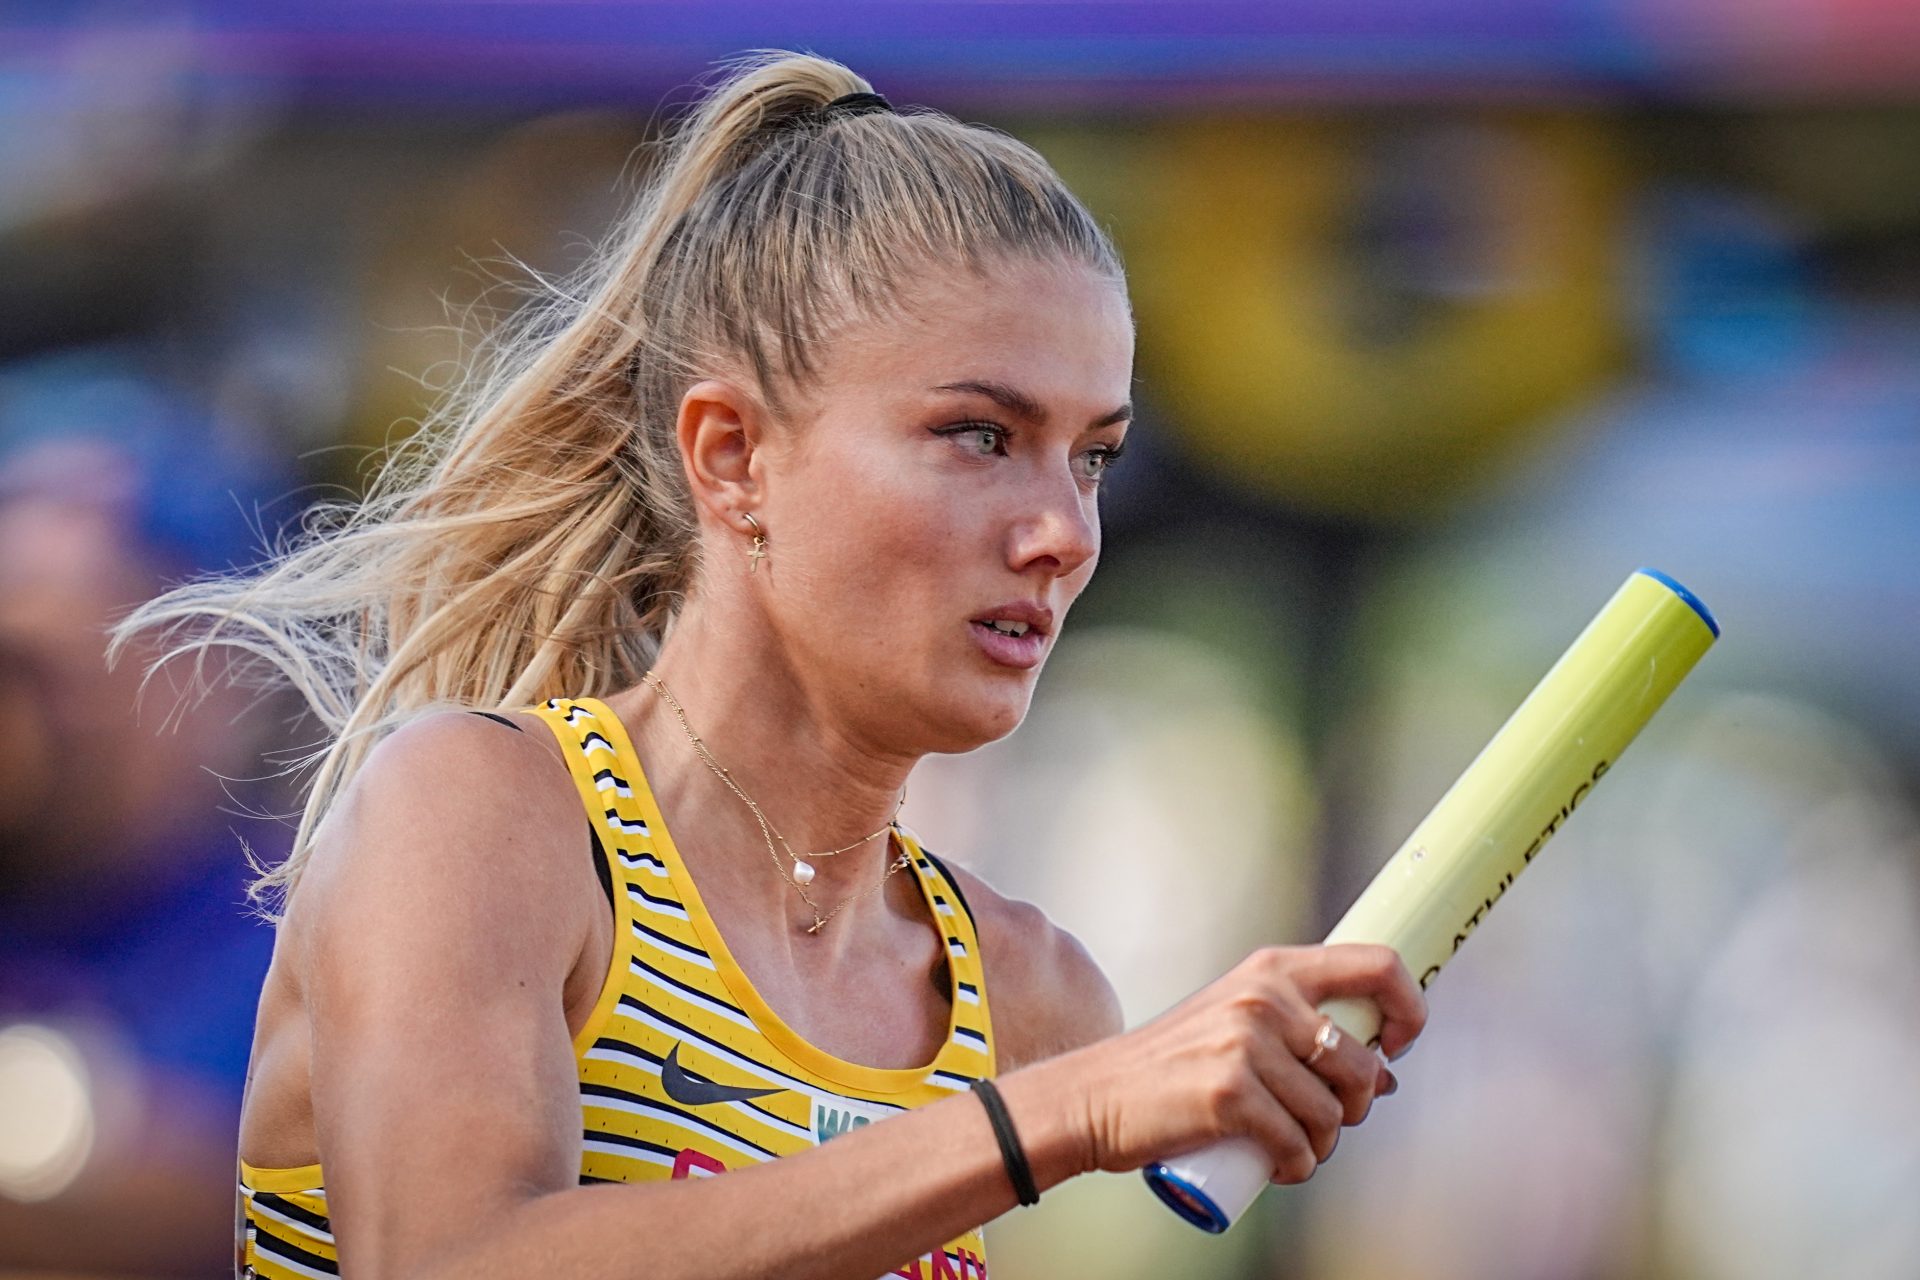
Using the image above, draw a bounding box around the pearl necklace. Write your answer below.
[642,671,909,934]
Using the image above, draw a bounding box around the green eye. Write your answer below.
[937,422,1009,456]
[1079,445,1126,480]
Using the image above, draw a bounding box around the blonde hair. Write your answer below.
[108,50,1124,908]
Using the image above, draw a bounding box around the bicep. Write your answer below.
[296,716,595,1277]
[308,916,584,1272]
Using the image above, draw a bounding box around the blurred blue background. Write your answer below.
[2,3,1916,1276]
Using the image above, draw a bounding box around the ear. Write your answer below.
[675,378,768,528]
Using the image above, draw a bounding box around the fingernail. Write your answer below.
[1388,1042,1412,1063]
[1382,1071,1399,1096]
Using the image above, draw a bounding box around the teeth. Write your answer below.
[984,620,1030,637]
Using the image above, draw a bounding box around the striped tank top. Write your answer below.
[239,696,997,1279]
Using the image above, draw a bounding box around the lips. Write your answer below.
[970,601,1054,637]
[969,601,1054,670]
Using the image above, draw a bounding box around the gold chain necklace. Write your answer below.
[642,671,910,935]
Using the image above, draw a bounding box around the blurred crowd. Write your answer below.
[2,7,1916,1278]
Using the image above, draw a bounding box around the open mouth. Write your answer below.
[969,607,1051,669]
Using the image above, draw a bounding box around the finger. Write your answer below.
[1372,977,1428,1064]
[1232,1030,1346,1168]
[1232,1087,1321,1186]
[1294,944,1429,1060]
[1293,1016,1383,1126]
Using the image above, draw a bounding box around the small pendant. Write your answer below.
[792,858,816,885]
[806,916,825,934]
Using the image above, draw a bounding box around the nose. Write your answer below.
[1005,468,1099,580]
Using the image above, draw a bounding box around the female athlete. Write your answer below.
[114,51,1427,1280]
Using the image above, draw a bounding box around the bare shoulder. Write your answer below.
[280,708,591,974]
[936,857,1125,1074]
[243,708,599,1164]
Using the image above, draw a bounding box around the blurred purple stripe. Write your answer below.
[163,10,1653,109]
[11,0,1910,105]
[178,1,1626,44]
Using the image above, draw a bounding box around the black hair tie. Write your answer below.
[971,1079,1040,1207]
[821,90,894,120]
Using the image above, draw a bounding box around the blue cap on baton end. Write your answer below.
[1143,1163,1232,1234]
[1634,568,1720,639]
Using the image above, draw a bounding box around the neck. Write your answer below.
[600,599,921,946]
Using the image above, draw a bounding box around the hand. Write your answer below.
[1059,944,1427,1184]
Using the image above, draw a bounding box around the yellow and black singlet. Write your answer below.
[239,696,998,1279]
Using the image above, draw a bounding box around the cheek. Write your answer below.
[778,444,976,606]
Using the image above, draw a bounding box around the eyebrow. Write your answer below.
[934,380,1132,430]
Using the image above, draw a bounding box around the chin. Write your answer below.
[914,674,1033,754]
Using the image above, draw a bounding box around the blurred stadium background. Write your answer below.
[2,3,1917,1276]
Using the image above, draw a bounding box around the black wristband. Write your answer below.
[971,1079,1040,1207]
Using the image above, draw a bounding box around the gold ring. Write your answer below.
[1303,1017,1341,1069]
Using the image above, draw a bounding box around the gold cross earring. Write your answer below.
[742,512,768,573]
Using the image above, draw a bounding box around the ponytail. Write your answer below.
[109,50,1122,909]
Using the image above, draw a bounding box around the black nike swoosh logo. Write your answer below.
[659,1043,787,1106]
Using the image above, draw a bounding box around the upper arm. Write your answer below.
[287,711,598,1278]
[944,861,1124,1074]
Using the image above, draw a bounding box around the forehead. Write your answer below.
[815,256,1134,411]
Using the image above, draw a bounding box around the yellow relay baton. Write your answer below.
[1144,568,1721,1232]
